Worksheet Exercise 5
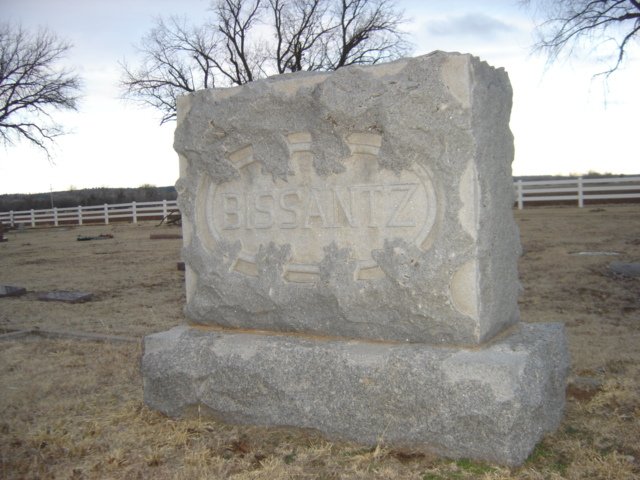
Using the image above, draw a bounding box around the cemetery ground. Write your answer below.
[0,205,639,480]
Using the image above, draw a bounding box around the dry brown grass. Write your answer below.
[1,206,639,479]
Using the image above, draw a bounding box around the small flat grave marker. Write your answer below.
[0,285,27,297]
[38,291,93,303]
[150,233,183,240]
[609,261,640,278]
[77,234,113,241]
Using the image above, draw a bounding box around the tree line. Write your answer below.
[0,185,177,212]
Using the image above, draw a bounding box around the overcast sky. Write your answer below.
[1,0,638,194]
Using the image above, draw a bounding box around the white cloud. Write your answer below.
[426,13,516,39]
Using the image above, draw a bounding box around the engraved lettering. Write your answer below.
[279,189,300,229]
[387,184,418,228]
[331,187,355,228]
[222,193,242,229]
[218,184,427,232]
[369,187,380,228]
[244,192,253,229]
[303,189,328,228]
[254,193,274,229]
[357,185,384,228]
[202,135,437,280]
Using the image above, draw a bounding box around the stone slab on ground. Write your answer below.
[37,291,94,303]
[0,285,27,297]
[150,233,183,240]
[142,322,569,466]
[609,261,640,278]
[175,51,520,345]
[77,234,113,242]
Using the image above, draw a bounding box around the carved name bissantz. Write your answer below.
[217,183,420,231]
[196,132,437,282]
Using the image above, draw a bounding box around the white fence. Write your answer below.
[514,175,640,209]
[1,176,639,227]
[0,200,178,227]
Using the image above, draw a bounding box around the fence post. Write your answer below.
[104,204,109,225]
[578,176,584,208]
[78,206,83,225]
[30,209,35,227]
[517,180,524,210]
[53,207,58,227]
[132,201,137,224]
[162,199,168,218]
[10,210,14,227]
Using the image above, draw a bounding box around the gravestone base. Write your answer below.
[142,322,569,466]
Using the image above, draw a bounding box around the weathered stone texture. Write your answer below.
[143,323,569,466]
[174,51,520,345]
[142,52,569,466]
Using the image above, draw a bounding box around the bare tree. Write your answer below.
[271,0,331,73]
[214,0,267,84]
[321,0,408,69]
[0,23,81,156]
[121,17,219,124]
[526,0,640,76]
[121,0,410,124]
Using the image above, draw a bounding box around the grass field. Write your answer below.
[1,205,639,479]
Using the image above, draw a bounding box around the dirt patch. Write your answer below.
[1,206,639,479]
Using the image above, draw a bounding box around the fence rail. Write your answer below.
[0,200,179,227]
[1,176,639,227]
[514,175,640,209]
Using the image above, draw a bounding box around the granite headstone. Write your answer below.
[142,52,569,466]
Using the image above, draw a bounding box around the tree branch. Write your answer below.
[0,22,81,158]
[528,0,640,76]
[121,0,410,124]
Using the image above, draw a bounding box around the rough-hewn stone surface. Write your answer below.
[142,322,569,466]
[174,51,520,345]
[144,52,569,465]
